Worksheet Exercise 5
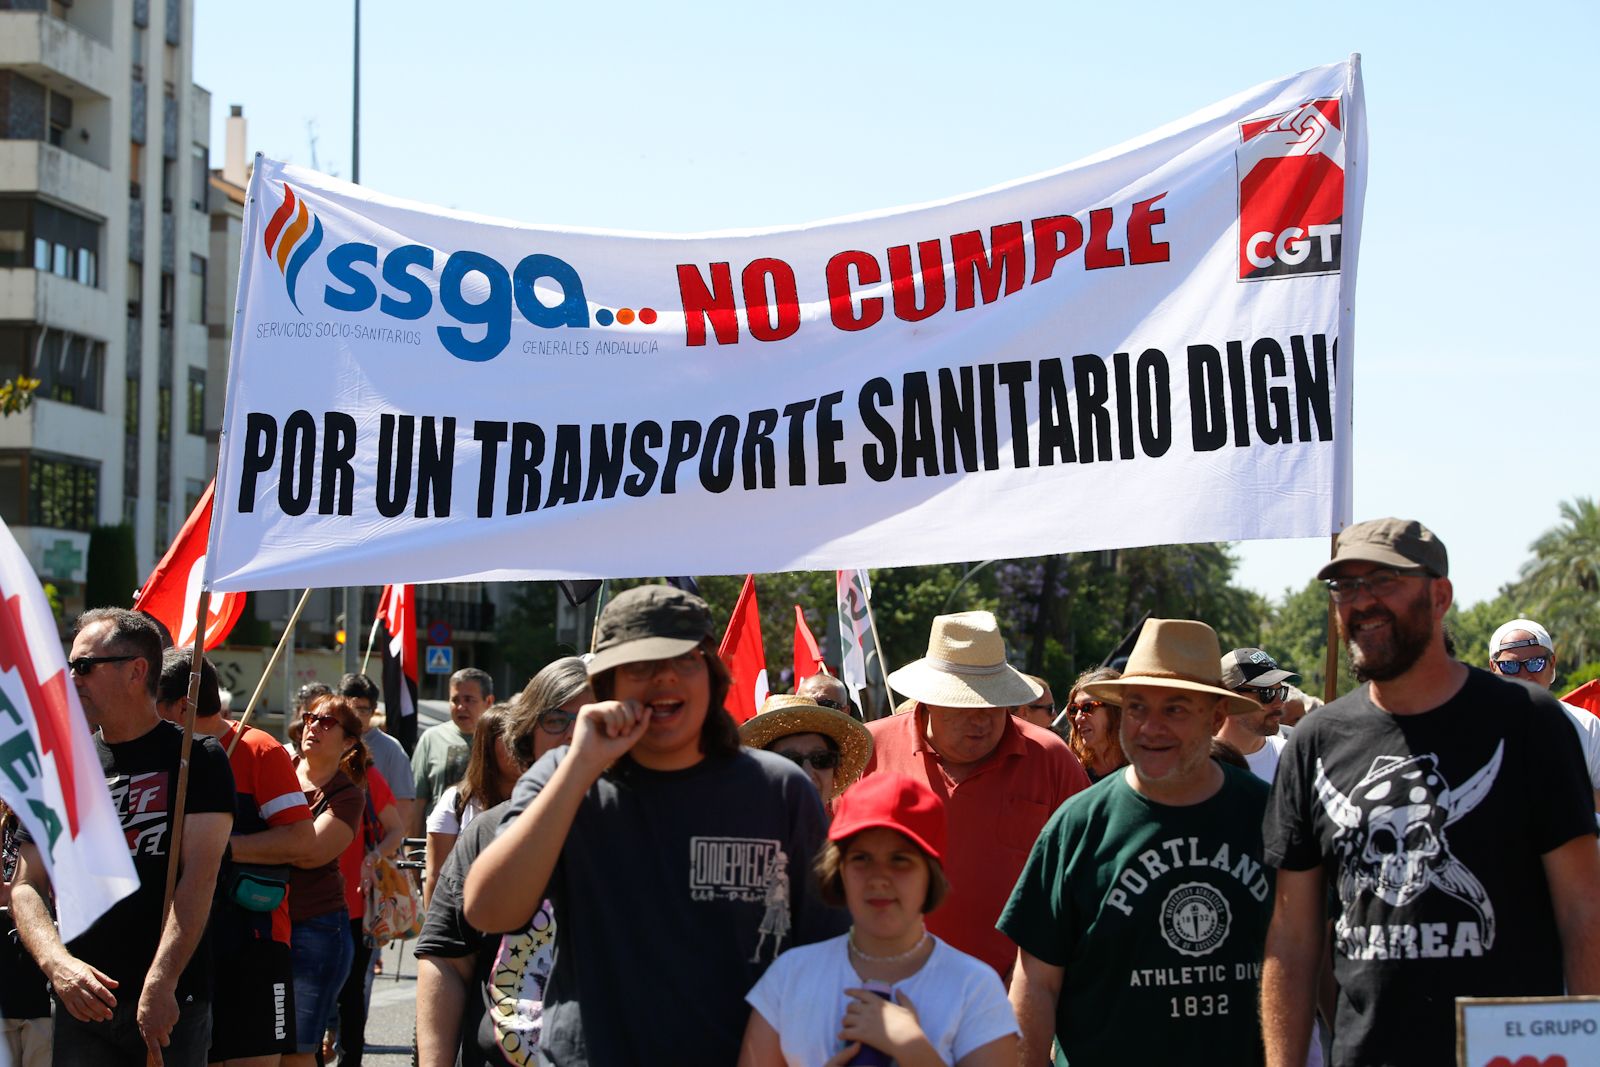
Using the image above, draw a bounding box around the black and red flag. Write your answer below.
[375,584,419,754]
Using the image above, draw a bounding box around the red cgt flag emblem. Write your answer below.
[133,482,245,650]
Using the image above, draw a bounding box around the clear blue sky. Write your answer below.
[194,0,1598,610]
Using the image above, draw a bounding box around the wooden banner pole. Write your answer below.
[227,588,313,756]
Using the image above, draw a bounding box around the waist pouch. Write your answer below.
[227,864,289,913]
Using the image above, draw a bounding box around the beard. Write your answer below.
[1342,584,1435,683]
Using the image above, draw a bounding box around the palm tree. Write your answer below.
[1516,498,1600,670]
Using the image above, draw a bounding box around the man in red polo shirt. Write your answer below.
[861,611,1088,979]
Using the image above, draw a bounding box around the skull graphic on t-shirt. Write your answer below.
[1314,743,1503,951]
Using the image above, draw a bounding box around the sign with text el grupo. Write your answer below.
[207,58,1365,592]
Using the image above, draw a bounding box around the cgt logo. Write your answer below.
[1236,98,1344,281]
[262,181,591,362]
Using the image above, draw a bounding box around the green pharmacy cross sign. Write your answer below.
[40,540,82,580]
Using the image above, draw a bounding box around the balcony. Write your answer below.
[0,268,115,332]
[0,140,112,215]
[0,12,114,101]
[415,596,498,638]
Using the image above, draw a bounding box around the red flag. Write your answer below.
[717,575,769,724]
[132,482,245,650]
[1564,680,1600,716]
[793,605,825,687]
[376,584,419,752]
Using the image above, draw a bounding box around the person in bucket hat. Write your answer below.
[464,585,844,1066]
[1262,520,1600,1067]
[860,611,1089,978]
[1000,618,1276,1067]
[741,693,874,811]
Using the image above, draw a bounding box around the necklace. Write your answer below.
[848,927,930,964]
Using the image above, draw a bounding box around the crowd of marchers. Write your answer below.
[2,515,1598,1067]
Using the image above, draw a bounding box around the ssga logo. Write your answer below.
[263,184,324,310]
[261,182,591,363]
[1236,98,1344,281]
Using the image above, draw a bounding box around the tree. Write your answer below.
[0,376,38,416]
[1260,579,1355,701]
[495,582,561,679]
[1444,593,1513,668]
[991,544,1267,690]
[84,524,138,610]
[1512,497,1600,670]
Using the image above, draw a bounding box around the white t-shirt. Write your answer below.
[1560,701,1600,796]
[745,934,1017,1067]
[1243,732,1290,784]
[424,785,484,836]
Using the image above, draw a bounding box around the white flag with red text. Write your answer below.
[0,519,137,940]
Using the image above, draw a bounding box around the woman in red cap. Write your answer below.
[739,773,1019,1066]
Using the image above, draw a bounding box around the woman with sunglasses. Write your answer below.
[1066,667,1126,783]
[422,705,521,908]
[740,693,873,815]
[286,696,369,1067]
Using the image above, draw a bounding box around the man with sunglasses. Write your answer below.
[1216,648,1301,784]
[10,609,236,1066]
[1488,619,1600,812]
[1262,519,1600,1067]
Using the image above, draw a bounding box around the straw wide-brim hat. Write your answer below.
[885,611,1042,709]
[1083,619,1260,716]
[740,695,873,797]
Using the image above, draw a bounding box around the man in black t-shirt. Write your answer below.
[1261,519,1600,1067]
[462,585,840,1066]
[10,609,234,1067]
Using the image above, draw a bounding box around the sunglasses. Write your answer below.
[811,696,846,711]
[618,649,705,681]
[1068,700,1108,715]
[302,712,342,731]
[779,750,840,772]
[536,709,578,735]
[68,655,138,676]
[1493,657,1548,676]
[1325,567,1429,603]
[1237,685,1289,704]
[1021,701,1055,714]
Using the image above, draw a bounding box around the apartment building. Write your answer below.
[0,0,212,616]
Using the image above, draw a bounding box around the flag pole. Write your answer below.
[227,588,313,757]
[588,580,609,654]
[358,611,383,676]
[862,590,898,711]
[1323,533,1340,703]
[149,588,210,1064]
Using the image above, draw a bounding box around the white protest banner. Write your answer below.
[0,519,138,940]
[209,58,1364,591]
